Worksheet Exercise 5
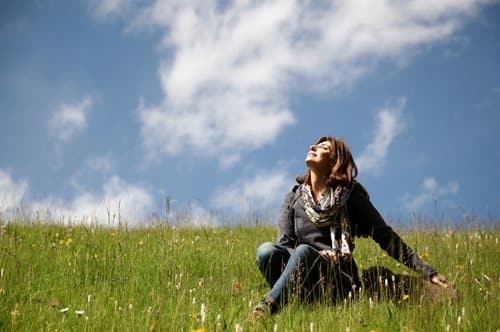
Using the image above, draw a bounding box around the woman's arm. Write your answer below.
[349,185,437,279]
[372,220,437,278]
[277,191,297,249]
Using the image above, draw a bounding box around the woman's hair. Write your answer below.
[296,136,358,187]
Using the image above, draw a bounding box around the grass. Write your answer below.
[0,221,498,331]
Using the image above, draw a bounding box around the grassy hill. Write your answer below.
[0,222,498,331]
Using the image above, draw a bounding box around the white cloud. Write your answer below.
[210,169,291,212]
[135,1,299,166]
[88,0,132,19]
[219,154,242,170]
[129,1,492,167]
[34,176,154,226]
[402,177,459,211]
[48,96,92,143]
[138,97,295,166]
[86,155,114,174]
[0,168,153,226]
[178,201,219,227]
[356,99,406,174]
[0,170,28,214]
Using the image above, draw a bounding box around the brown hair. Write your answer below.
[296,136,358,187]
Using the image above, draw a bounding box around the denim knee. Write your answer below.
[294,244,316,257]
[256,242,277,266]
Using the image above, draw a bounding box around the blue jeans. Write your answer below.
[256,242,358,310]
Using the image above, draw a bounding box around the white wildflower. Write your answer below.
[200,303,206,324]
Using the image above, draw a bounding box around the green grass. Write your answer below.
[0,221,498,331]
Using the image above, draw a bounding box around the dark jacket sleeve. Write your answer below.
[277,191,297,249]
[349,184,437,279]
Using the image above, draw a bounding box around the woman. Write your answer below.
[253,136,448,316]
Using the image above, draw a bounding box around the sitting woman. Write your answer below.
[253,136,448,316]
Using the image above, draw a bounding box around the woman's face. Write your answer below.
[305,139,334,171]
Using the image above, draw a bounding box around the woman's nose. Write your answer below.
[309,145,317,151]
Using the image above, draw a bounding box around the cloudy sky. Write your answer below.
[1,0,499,226]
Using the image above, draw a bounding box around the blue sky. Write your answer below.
[1,0,499,226]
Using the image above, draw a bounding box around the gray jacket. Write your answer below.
[277,181,438,279]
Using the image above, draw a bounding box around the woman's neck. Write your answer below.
[309,170,328,201]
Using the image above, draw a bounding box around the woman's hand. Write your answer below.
[319,249,338,264]
[431,274,449,288]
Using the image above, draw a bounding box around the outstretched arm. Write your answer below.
[372,221,437,278]
[374,221,449,287]
[349,185,448,287]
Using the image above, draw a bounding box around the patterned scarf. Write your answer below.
[299,183,354,259]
